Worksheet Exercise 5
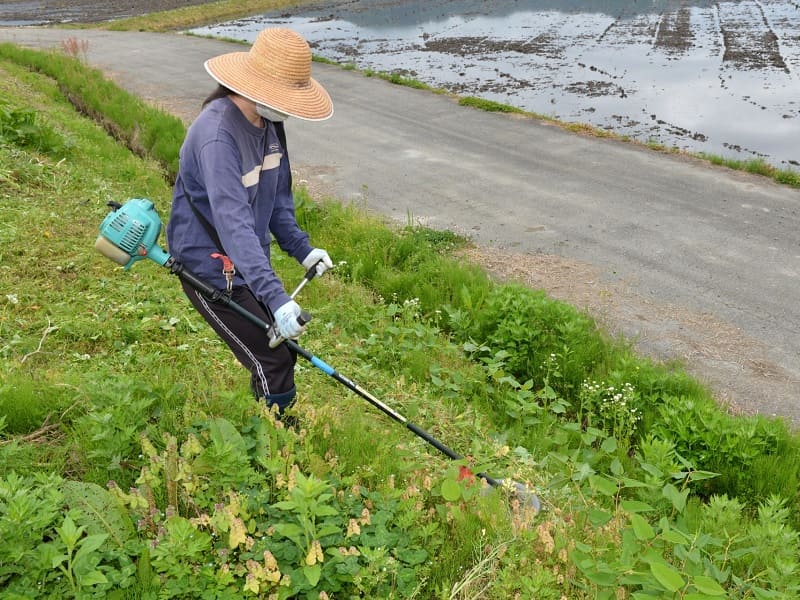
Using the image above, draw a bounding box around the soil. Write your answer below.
[3,0,797,422]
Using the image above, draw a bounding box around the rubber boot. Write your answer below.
[261,386,298,429]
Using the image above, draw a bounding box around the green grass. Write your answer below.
[87,0,319,33]
[458,96,526,114]
[0,43,185,180]
[700,153,800,187]
[3,44,800,598]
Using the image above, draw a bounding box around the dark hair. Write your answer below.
[203,84,234,108]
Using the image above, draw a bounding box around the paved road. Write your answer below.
[2,28,798,421]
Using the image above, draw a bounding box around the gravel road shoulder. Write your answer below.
[459,246,795,419]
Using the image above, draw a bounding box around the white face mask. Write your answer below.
[256,103,290,122]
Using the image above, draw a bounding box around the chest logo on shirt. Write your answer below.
[241,150,283,188]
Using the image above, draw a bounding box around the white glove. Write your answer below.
[302,248,333,277]
[274,300,306,339]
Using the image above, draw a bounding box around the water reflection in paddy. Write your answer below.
[193,0,800,170]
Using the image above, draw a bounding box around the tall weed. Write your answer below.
[455,284,611,401]
[0,99,72,156]
[295,194,493,319]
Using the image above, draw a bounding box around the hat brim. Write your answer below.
[205,53,333,122]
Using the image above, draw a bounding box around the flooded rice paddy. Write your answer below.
[193,0,800,170]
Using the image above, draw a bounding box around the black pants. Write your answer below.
[181,281,297,412]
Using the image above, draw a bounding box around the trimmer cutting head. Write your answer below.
[480,477,541,513]
[95,199,172,269]
[502,479,541,512]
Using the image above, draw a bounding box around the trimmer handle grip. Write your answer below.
[268,311,312,348]
[303,263,319,282]
[289,261,323,300]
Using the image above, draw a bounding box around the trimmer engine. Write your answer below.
[95,198,172,269]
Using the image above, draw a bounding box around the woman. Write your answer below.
[166,28,333,416]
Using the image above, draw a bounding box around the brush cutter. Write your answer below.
[95,198,540,511]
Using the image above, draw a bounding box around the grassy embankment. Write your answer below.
[2,39,800,598]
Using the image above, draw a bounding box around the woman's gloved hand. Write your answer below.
[301,248,333,277]
[274,300,306,339]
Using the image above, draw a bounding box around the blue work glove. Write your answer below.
[301,248,333,277]
[274,300,306,339]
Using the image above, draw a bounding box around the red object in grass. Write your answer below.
[458,465,476,485]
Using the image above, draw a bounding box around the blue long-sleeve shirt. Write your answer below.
[166,97,312,313]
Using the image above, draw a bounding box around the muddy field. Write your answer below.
[0,0,211,25]
[195,0,800,171]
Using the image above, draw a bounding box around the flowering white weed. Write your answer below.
[402,297,421,320]
[579,380,641,443]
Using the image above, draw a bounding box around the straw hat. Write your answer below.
[205,28,333,121]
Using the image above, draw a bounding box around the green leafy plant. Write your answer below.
[653,394,800,503]
[271,471,343,589]
[0,474,136,598]
[0,99,71,156]
[0,472,65,592]
[49,514,110,591]
[578,379,642,448]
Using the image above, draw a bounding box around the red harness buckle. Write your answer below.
[210,253,236,292]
